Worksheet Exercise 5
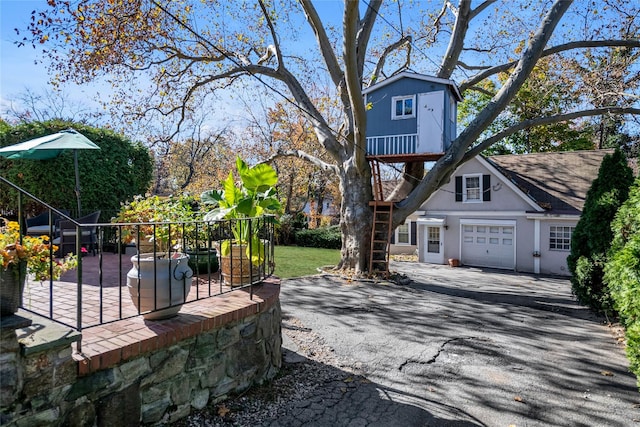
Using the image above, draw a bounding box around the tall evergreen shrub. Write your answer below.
[567,149,633,313]
[604,177,640,386]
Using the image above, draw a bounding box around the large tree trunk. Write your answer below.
[336,162,372,274]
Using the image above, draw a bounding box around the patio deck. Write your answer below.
[19,252,280,375]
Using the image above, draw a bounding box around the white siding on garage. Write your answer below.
[460,221,515,270]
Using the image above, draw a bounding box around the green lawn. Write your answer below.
[273,245,340,278]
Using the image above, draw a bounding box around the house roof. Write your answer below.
[362,71,463,101]
[486,149,615,215]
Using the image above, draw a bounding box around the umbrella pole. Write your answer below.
[74,150,81,216]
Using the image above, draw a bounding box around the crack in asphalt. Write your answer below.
[398,336,489,371]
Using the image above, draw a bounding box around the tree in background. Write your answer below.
[0,120,153,218]
[23,0,640,274]
[567,149,634,313]
[604,176,640,385]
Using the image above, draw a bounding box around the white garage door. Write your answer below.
[461,224,515,270]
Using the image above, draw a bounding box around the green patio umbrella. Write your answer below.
[0,128,100,215]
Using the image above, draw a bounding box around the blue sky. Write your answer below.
[0,1,53,115]
[1,1,105,117]
[0,0,345,125]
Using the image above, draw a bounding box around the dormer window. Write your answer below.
[392,95,415,120]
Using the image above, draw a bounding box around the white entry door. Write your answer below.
[417,91,444,153]
[424,225,444,264]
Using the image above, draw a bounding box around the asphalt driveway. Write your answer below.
[278,262,639,427]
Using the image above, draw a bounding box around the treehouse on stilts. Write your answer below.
[363,72,462,277]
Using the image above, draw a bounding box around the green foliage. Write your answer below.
[0,119,153,218]
[201,157,281,264]
[275,212,308,245]
[568,149,633,312]
[112,194,199,251]
[605,177,640,387]
[295,226,342,249]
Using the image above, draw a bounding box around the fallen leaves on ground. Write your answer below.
[217,404,231,417]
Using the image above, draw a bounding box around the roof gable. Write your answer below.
[487,149,614,214]
[362,71,462,101]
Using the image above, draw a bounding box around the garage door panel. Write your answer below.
[461,224,514,270]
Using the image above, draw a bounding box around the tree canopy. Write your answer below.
[19,0,640,273]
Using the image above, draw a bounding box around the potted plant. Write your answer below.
[0,218,78,316]
[112,195,198,319]
[112,194,198,253]
[201,157,280,286]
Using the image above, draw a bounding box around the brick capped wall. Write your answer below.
[0,279,281,426]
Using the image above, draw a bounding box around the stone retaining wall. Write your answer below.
[0,283,282,426]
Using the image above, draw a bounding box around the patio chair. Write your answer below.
[25,210,70,237]
[53,211,101,256]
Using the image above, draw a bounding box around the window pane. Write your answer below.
[404,99,413,115]
[395,100,403,116]
[397,224,409,244]
[477,226,486,233]
[477,237,486,244]
[465,176,480,200]
[463,225,473,232]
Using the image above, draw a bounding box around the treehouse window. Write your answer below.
[392,95,415,120]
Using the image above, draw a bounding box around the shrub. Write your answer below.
[295,225,341,249]
[567,149,633,313]
[275,212,307,245]
[604,177,640,387]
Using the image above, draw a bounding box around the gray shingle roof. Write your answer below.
[487,149,615,214]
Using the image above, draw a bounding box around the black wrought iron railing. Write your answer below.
[1,176,275,352]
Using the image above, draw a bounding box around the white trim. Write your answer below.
[526,214,579,220]
[391,95,416,120]
[460,219,517,226]
[534,219,540,274]
[395,222,411,246]
[416,217,445,224]
[362,71,462,101]
[425,210,529,217]
[462,173,483,203]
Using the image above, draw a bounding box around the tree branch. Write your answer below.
[257,0,283,67]
[299,0,343,88]
[463,106,640,161]
[457,60,491,71]
[262,149,339,174]
[343,0,367,167]
[454,0,573,153]
[356,0,382,78]
[469,0,497,19]
[368,35,412,86]
[438,0,472,79]
[460,39,640,92]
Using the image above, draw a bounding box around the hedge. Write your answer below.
[294,225,341,249]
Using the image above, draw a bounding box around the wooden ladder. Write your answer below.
[368,159,393,278]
